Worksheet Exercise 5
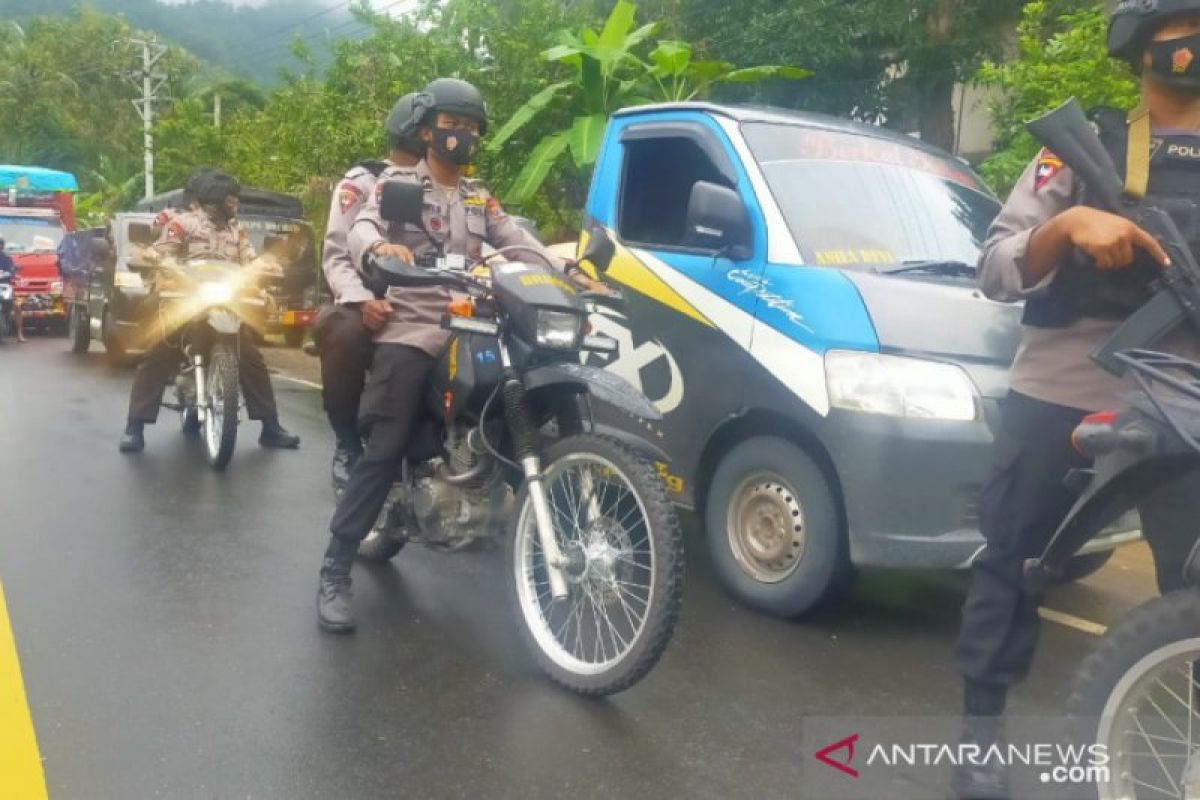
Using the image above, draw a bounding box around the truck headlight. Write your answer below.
[199,281,236,305]
[51,280,63,294]
[825,351,980,422]
[535,309,583,349]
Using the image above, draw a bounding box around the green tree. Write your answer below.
[977,0,1138,195]
[645,0,1029,150]
[490,0,808,204]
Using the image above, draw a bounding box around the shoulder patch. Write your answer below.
[1034,148,1064,192]
[337,181,366,215]
[485,196,505,219]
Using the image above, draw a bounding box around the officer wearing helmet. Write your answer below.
[119,168,301,453]
[950,3,1200,797]
[313,92,427,490]
[313,77,604,633]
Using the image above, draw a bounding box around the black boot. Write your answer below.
[331,438,362,492]
[119,421,145,454]
[949,682,1010,800]
[260,418,301,449]
[317,537,357,633]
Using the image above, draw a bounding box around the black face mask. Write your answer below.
[1149,33,1200,93]
[430,127,479,166]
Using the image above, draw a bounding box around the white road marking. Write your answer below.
[1039,607,1108,637]
[274,373,323,390]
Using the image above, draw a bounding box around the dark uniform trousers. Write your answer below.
[953,390,1200,688]
[127,327,277,423]
[312,304,374,443]
[329,343,434,542]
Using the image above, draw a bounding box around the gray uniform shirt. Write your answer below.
[980,151,1196,412]
[322,162,388,305]
[349,159,564,354]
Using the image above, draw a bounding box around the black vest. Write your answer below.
[1022,108,1200,328]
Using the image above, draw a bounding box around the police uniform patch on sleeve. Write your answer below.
[485,196,504,219]
[1034,148,1064,192]
[338,182,364,215]
[165,220,186,241]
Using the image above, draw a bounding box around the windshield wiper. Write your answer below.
[876,259,977,278]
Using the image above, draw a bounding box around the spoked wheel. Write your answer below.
[204,342,240,469]
[1069,591,1200,799]
[508,435,683,696]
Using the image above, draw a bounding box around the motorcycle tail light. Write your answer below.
[447,298,475,318]
[1072,411,1119,456]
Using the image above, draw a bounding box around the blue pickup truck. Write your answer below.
[574,103,1139,617]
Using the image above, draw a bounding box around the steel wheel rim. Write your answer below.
[726,473,806,584]
[1097,637,1200,800]
[514,453,654,676]
[204,363,223,460]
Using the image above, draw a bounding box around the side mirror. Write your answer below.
[579,226,616,274]
[683,181,752,257]
[379,181,425,226]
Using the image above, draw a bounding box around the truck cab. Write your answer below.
[577,103,1138,617]
[0,166,78,333]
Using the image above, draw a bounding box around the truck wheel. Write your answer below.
[68,305,90,354]
[705,436,851,618]
[283,327,306,348]
[102,308,127,366]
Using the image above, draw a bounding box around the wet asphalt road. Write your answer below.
[0,337,1160,799]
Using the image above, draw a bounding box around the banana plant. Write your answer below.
[489,0,810,205]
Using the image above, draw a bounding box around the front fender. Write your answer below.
[524,362,662,421]
[206,308,241,335]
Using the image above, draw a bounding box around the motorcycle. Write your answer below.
[151,259,267,469]
[1018,100,1200,798]
[349,181,685,696]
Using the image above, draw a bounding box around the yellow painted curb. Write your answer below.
[0,581,48,800]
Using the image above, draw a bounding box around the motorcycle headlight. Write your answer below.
[825,350,980,422]
[535,309,583,350]
[199,281,237,305]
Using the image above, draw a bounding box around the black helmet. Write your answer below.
[415,78,489,135]
[1110,0,1200,63]
[187,168,240,207]
[385,93,425,155]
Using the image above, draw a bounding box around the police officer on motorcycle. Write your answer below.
[119,169,301,453]
[314,93,427,491]
[952,3,1200,797]
[314,77,603,633]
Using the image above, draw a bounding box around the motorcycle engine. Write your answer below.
[408,428,510,550]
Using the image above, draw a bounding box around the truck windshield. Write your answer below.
[124,215,316,274]
[0,216,64,254]
[742,122,1000,275]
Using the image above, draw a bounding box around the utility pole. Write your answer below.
[213,93,222,129]
[125,37,169,200]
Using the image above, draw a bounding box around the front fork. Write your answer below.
[498,345,570,600]
[192,353,208,423]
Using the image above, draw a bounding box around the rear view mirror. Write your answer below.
[380,181,425,227]
[580,226,616,274]
[683,181,752,258]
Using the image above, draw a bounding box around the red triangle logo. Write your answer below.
[815,733,860,778]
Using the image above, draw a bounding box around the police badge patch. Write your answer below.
[1034,148,1064,192]
[338,182,364,215]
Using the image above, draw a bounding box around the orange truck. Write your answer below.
[0,165,78,333]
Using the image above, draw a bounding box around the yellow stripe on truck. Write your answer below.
[0,581,48,800]
[577,229,714,328]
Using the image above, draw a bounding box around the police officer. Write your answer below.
[313,93,426,490]
[952,4,1200,797]
[119,169,301,453]
[314,77,603,633]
